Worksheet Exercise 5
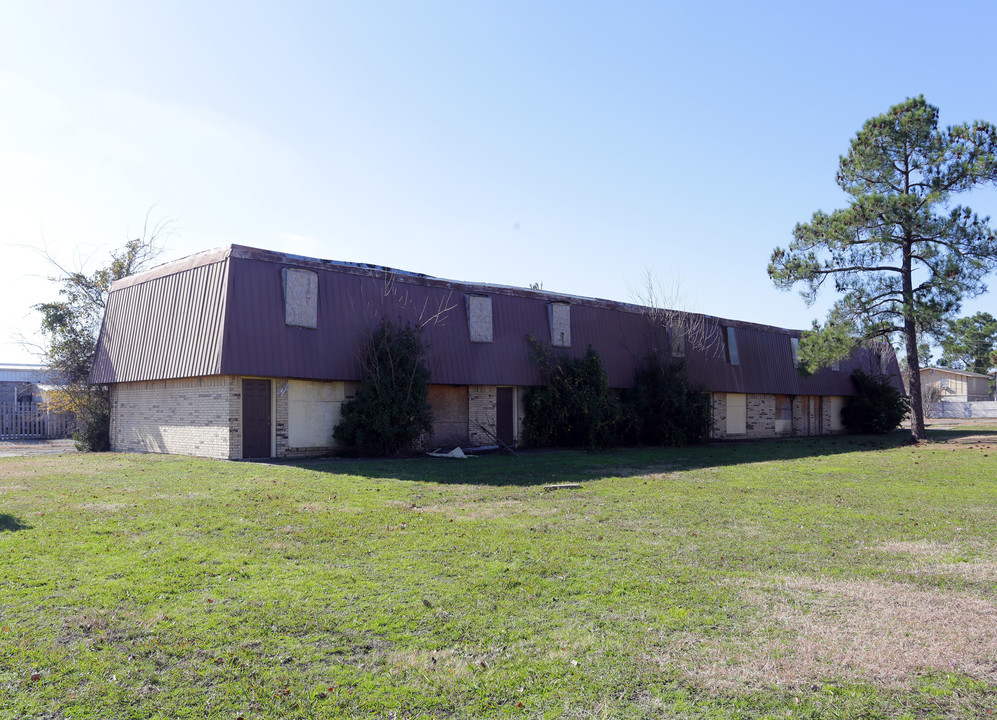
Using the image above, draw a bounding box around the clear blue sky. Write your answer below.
[3,0,996,364]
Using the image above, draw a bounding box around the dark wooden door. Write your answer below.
[496,387,514,446]
[242,379,272,458]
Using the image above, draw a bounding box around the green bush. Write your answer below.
[622,356,710,446]
[72,401,110,452]
[521,340,621,450]
[333,320,434,456]
[841,370,909,434]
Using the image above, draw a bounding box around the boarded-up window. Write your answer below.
[726,393,746,435]
[790,337,800,367]
[549,303,571,347]
[725,326,739,366]
[775,394,792,434]
[288,380,343,448]
[466,295,493,343]
[283,268,318,328]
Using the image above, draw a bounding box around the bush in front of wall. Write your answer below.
[521,339,621,450]
[71,396,110,452]
[333,319,434,456]
[841,369,909,434]
[622,355,710,446]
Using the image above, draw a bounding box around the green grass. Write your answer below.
[1,426,996,719]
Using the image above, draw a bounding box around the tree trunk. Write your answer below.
[901,231,926,441]
[904,319,926,441]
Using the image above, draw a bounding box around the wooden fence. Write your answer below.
[0,402,75,440]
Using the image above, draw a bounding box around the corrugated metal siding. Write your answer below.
[89,260,229,383]
[92,246,904,397]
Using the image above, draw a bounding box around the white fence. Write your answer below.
[927,401,997,419]
[0,402,75,440]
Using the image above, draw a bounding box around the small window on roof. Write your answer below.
[831,359,840,371]
[467,295,493,343]
[283,268,318,328]
[549,302,571,347]
[670,319,685,358]
[790,337,800,368]
[725,326,739,366]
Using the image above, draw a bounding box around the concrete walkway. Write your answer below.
[0,439,77,457]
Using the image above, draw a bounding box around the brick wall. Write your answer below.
[110,376,241,459]
[710,393,727,439]
[822,397,833,435]
[746,394,775,438]
[516,387,527,443]
[468,385,497,445]
[791,396,805,436]
[711,392,847,440]
[275,379,289,456]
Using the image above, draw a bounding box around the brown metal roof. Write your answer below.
[90,245,902,395]
[91,257,229,382]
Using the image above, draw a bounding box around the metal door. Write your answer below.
[242,379,272,458]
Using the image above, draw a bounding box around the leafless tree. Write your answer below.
[627,266,723,359]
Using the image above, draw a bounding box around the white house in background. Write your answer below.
[919,366,994,402]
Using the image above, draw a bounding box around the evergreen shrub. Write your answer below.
[521,340,621,450]
[333,320,434,456]
[622,355,710,446]
[841,370,909,434]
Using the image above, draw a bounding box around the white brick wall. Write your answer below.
[468,385,497,445]
[110,376,241,459]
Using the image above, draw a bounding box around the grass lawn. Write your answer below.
[1,426,996,719]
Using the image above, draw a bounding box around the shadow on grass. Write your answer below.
[0,514,31,532]
[286,430,956,487]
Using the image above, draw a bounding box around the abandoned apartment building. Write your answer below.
[89,245,901,459]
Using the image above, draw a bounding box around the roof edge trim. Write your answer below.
[109,246,233,292]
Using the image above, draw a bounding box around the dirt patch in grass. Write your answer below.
[880,540,997,585]
[422,500,563,521]
[660,575,997,691]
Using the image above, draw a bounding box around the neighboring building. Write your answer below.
[0,363,56,405]
[919,366,994,402]
[89,245,902,460]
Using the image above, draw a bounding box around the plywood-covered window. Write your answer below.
[775,394,792,434]
[283,268,318,328]
[726,393,746,435]
[466,295,493,343]
[288,380,344,448]
[549,302,571,347]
